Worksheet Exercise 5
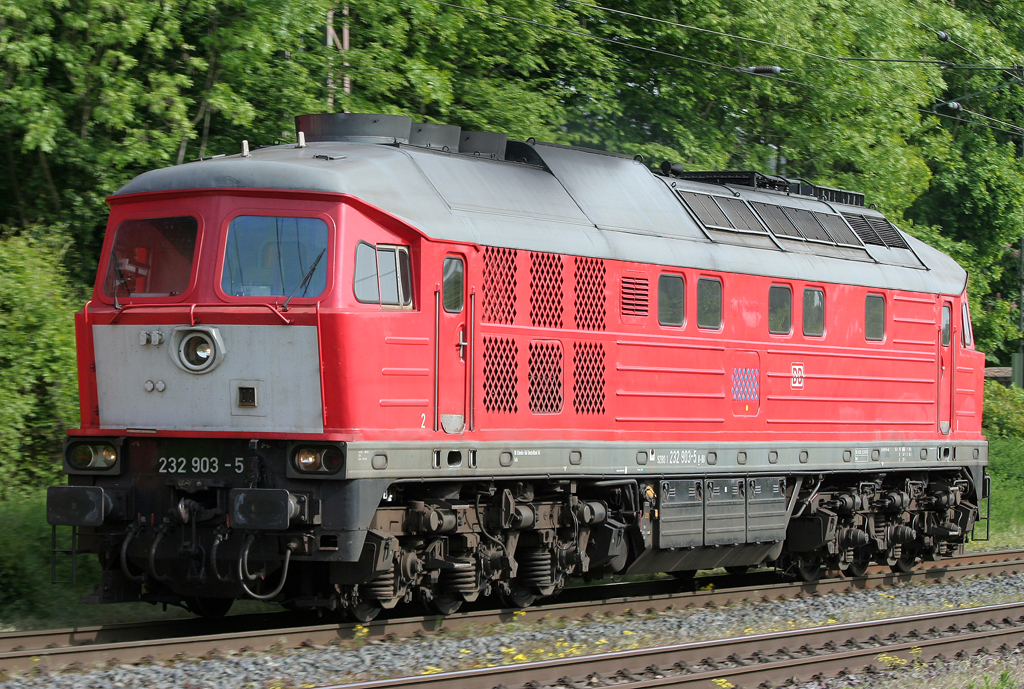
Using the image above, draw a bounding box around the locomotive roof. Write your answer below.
[114,139,967,296]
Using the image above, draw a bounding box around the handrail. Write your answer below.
[107,302,292,325]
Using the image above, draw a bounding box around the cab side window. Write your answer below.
[354,241,413,306]
[962,303,973,347]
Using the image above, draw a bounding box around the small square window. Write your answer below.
[803,288,824,337]
[697,277,722,329]
[658,274,684,326]
[865,294,885,341]
[768,285,792,335]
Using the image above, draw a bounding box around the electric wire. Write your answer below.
[563,0,1024,134]
[418,0,1024,137]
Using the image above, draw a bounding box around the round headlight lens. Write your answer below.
[295,448,322,472]
[181,334,215,371]
[95,445,117,468]
[69,445,94,468]
[321,448,344,473]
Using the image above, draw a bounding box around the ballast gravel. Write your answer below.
[6,572,1024,689]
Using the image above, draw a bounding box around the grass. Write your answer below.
[1,437,1023,631]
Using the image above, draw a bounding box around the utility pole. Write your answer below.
[326,7,351,111]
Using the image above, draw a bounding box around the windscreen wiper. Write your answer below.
[282,249,326,311]
[109,249,131,309]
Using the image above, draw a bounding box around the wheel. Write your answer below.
[843,560,870,578]
[499,586,537,609]
[795,560,822,582]
[428,593,463,615]
[725,565,750,576]
[350,600,382,622]
[188,597,234,618]
[890,554,916,573]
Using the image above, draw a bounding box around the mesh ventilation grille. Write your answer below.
[621,276,649,316]
[750,201,802,238]
[815,213,861,246]
[530,252,563,329]
[573,342,606,414]
[482,247,517,324]
[785,208,833,242]
[528,341,563,414]
[574,257,606,330]
[483,337,518,413]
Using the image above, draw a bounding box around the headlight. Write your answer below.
[293,447,344,474]
[68,443,117,469]
[180,333,215,371]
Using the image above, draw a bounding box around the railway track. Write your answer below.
[3,549,1022,676]
[335,600,1024,689]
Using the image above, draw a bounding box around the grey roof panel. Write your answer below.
[113,140,967,296]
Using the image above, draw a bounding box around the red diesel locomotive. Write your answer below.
[48,113,987,619]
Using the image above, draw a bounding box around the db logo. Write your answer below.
[791,363,805,389]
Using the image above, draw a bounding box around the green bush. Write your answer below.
[983,380,1024,438]
[0,231,80,495]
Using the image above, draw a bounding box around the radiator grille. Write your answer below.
[482,337,518,414]
[482,247,517,324]
[621,276,649,317]
[530,252,563,329]
[573,342,606,415]
[574,256,606,330]
[528,341,563,414]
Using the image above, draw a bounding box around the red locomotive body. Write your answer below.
[49,113,987,618]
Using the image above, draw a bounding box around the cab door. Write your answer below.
[938,301,953,435]
[437,254,468,433]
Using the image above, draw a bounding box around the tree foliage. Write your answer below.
[4,0,1024,487]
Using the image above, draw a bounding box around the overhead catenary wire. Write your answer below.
[417,0,1024,137]
[562,0,1024,135]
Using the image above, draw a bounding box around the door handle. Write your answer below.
[456,330,468,357]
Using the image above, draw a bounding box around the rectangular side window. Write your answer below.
[354,242,379,303]
[697,277,722,329]
[768,285,792,335]
[443,257,464,313]
[941,303,951,347]
[658,274,684,326]
[803,288,824,337]
[355,242,412,306]
[962,302,973,347]
[865,294,885,341]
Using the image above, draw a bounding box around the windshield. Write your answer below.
[221,216,329,298]
[102,216,199,298]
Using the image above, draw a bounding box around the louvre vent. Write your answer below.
[868,216,911,250]
[785,208,833,242]
[716,196,768,232]
[530,252,563,329]
[842,213,886,246]
[483,247,517,324]
[528,341,563,414]
[677,191,766,233]
[621,276,649,316]
[814,213,861,246]
[573,342,606,415]
[483,337,518,413]
[574,257,606,330]
[750,202,801,238]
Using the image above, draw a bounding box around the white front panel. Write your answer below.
[93,324,324,432]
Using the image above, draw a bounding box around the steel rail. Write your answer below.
[3,549,1021,674]
[324,601,1024,689]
